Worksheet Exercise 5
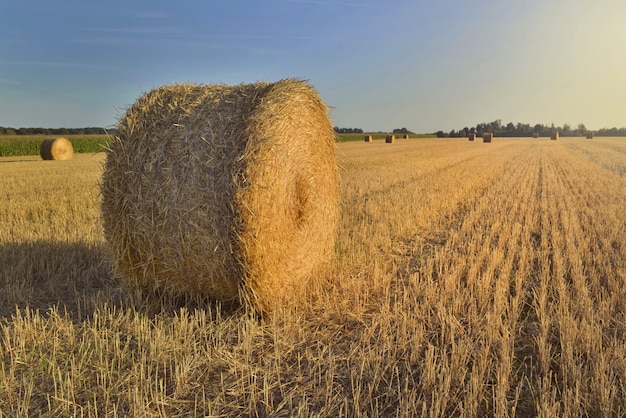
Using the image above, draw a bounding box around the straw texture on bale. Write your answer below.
[364,135,373,142]
[551,132,559,140]
[586,132,594,139]
[40,137,74,160]
[385,134,395,143]
[403,134,410,139]
[101,79,339,313]
[483,133,493,143]
[468,133,476,141]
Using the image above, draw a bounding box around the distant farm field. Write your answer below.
[0,134,109,156]
[1,137,625,416]
[335,132,436,142]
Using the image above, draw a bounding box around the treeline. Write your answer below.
[334,127,415,134]
[0,126,109,135]
[436,120,626,138]
[334,127,364,134]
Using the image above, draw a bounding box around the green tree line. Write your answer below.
[437,120,626,138]
[0,126,111,135]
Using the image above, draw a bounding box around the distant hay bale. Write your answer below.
[468,133,476,141]
[364,135,373,142]
[533,133,539,138]
[551,132,559,140]
[40,137,74,160]
[403,134,410,139]
[385,134,395,143]
[586,132,594,139]
[483,133,493,143]
[101,79,339,314]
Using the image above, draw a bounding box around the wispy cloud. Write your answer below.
[82,27,185,36]
[133,11,171,19]
[0,77,21,86]
[285,0,381,7]
[0,60,119,70]
[68,27,188,47]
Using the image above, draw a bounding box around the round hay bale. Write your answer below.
[551,132,559,140]
[364,135,373,142]
[403,134,410,139]
[533,133,539,138]
[101,79,339,313]
[483,133,493,143]
[385,134,395,143]
[40,137,74,160]
[468,133,476,141]
[586,132,594,139]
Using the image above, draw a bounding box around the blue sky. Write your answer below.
[1,0,625,132]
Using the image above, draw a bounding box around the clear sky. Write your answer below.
[1,0,625,133]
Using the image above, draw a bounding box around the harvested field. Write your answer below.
[1,137,626,416]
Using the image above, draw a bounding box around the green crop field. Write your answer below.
[0,134,109,157]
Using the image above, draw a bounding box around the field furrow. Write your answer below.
[565,138,626,178]
[533,140,626,416]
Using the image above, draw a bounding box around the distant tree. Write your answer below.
[436,130,446,138]
[392,127,413,134]
[334,127,363,134]
[475,123,487,136]
[562,123,571,134]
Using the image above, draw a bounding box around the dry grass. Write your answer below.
[1,137,626,416]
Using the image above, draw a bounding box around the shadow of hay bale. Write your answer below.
[0,241,115,319]
[0,241,246,321]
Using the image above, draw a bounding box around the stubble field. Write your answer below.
[1,137,625,417]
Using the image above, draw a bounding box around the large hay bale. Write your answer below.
[385,134,395,143]
[551,132,559,140]
[586,131,594,139]
[483,133,493,143]
[468,133,476,141]
[533,133,539,138]
[40,137,74,160]
[403,134,410,139]
[364,135,373,142]
[101,79,339,313]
